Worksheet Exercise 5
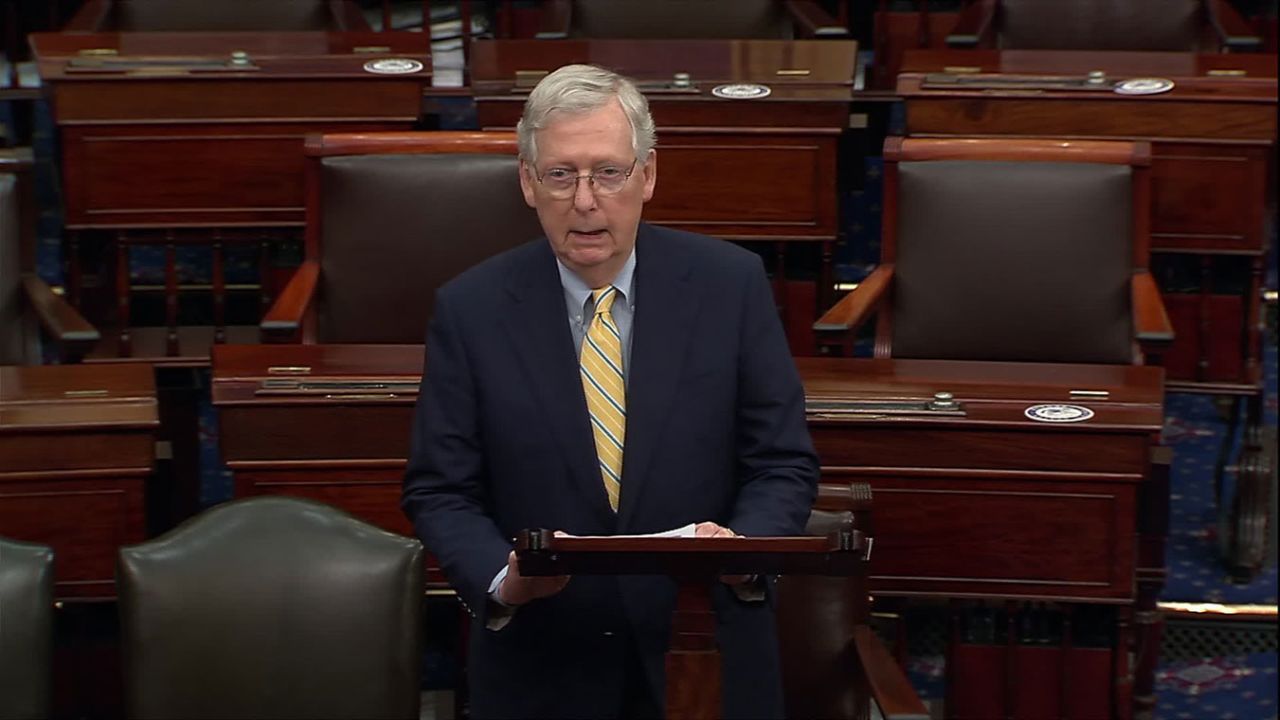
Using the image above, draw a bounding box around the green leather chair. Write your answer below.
[117,496,424,720]
[0,537,54,720]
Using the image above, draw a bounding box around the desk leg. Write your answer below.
[1135,446,1171,719]
[1196,256,1212,382]
[1113,606,1135,720]
[163,236,178,357]
[212,233,226,345]
[666,583,719,720]
[1224,396,1271,581]
[773,241,788,321]
[66,230,82,308]
[820,239,834,315]
[114,233,131,357]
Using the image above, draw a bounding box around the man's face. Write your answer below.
[519,98,657,280]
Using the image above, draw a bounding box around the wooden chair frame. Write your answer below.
[1,147,98,362]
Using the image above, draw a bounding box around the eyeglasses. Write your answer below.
[532,159,637,199]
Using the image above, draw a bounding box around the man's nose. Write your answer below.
[572,176,598,211]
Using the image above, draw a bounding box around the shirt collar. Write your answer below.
[556,247,637,312]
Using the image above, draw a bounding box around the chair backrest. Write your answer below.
[0,149,33,365]
[776,483,871,720]
[0,172,22,365]
[85,0,348,32]
[0,537,54,720]
[117,496,424,720]
[997,0,1202,51]
[885,137,1149,365]
[570,0,793,39]
[308,132,541,343]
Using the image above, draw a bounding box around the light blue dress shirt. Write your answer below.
[557,248,637,380]
[487,248,638,618]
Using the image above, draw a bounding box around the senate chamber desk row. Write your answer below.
[2,1,1277,719]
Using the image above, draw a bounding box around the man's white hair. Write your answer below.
[516,64,656,167]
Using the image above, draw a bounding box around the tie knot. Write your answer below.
[592,286,618,316]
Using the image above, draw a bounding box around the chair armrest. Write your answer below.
[786,1,850,38]
[852,626,931,720]
[261,260,320,341]
[1204,0,1262,51]
[534,0,572,39]
[1131,271,1174,344]
[61,0,110,32]
[22,274,99,362]
[814,264,894,334]
[946,0,997,48]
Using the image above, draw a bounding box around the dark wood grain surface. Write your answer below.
[212,347,1164,602]
[30,31,434,229]
[0,363,157,599]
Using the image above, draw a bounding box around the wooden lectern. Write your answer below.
[515,529,915,720]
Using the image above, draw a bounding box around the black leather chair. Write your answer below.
[815,137,1173,364]
[776,484,930,720]
[61,0,371,32]
[0,537,54,720]
[534,0,848,39]
[261,131,542,343]
[117,496,424,720]
[0,147,98,364]
[946,0,1261,52]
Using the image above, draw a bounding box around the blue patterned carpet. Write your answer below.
[1157,652,1279,720]
[1152,341,1278,720]
[1163,385,1278,606]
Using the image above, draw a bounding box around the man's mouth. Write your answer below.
[571,229,607,238]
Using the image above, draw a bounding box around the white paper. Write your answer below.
[557,523,697,540]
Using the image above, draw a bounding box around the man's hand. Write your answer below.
[496,550,570,606]
[694,521,751,586]
[694,521,738,539]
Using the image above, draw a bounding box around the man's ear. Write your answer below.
[518,159,537,209]
[641,149,657,202]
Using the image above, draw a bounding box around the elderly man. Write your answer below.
[402,64,817,719]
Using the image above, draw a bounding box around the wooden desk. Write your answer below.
[214,348,1166,601]
[895,48,1275,581]
[213,344,1167,717]
[799,356,1167,720]
[211,343,422,537]
[471,38,857,354]
[0,363,158,600]
[29,31,433,362]
[800,357,1165,599]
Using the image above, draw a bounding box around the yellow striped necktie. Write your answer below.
[580,286,625,512]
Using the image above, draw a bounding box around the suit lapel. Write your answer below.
[618,225,699,529]
[500,241,617,527]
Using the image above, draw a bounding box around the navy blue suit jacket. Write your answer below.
[402,223,818,719]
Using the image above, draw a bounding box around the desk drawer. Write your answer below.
[0,475,146,600]
[812,426,1150,475]
[219,404,412,461]
[818,475,1137,601]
